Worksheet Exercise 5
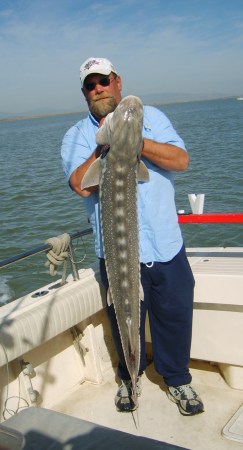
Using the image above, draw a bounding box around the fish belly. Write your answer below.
[98,95,144,394]
[100,163,140,380]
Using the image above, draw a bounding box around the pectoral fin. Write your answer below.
[137,161,150,182]
[81,158,101,190]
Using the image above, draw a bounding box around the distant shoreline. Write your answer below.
[0,96,237,123]
[0,110,86,123]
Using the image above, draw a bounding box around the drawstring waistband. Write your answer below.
[141,262,154,268]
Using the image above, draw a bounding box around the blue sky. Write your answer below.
[1,0,243,114]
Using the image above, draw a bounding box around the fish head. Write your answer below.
[96,96,144,163]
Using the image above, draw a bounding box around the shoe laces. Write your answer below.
[176,384,198,400]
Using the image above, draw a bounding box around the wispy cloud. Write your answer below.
[0,0,243,113]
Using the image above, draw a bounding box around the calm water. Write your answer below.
[0,98,242,303]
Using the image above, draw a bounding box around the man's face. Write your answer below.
[82,72,122,121]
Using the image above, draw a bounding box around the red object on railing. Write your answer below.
[178,213,243,224]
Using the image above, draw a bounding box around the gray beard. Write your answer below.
[89,96,118,121]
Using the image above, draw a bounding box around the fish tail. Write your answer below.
[131,373,140,431]
[126,317,139,409]
[131,373,139,410]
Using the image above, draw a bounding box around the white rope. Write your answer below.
[45,233,70,279]
[1,342,29,419]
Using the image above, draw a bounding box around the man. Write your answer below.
[61,57,204,416]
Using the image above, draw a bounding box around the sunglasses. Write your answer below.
[84,76,115,92]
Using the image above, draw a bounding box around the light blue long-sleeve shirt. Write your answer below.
[61,105,186,262]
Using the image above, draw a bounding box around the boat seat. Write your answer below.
[2,407,188,450]
[0,263,106,367]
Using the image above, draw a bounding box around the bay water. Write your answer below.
[0,98,242,303]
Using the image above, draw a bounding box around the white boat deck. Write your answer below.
[1,248,243,449]
[49,359,243,450]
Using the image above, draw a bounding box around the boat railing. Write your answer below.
[178,212,243,224]
[1,213,243,270]
[0,228,93,282]
[179,212,243,257]
[0,212,243,286]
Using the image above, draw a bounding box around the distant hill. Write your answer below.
[0,106,87,120]
[140,92,235,105]
[0,110,86,122]
[0,93,237,121]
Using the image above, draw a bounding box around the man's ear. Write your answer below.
[81,87,88,102]
[116,75,122,92]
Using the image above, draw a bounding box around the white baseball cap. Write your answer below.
[80,57,118,87]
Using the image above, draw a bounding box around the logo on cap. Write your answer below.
[84,59,100,70]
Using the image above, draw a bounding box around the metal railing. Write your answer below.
[0,228,93,281]
[1,213,243,272]
[1,218,242,305]
[1,213,243,270]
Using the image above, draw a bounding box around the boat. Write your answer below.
[0,213,243,449]
[236,97,243,100]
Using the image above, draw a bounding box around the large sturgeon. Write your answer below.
[81,96,149,408]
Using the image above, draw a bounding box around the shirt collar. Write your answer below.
[89,112,99,127]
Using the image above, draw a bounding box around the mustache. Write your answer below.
[92,94,114,102]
